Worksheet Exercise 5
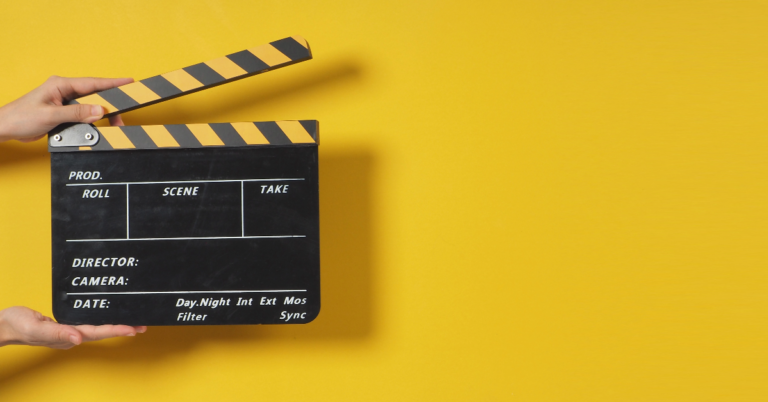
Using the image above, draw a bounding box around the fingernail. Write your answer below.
[127,333,135,337]
[91,105,104,117]
[69,335,80,345]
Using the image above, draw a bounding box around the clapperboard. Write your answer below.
[48,36,320,326]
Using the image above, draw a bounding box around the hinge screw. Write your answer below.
[53,134,61,142]
[85,133,93,140]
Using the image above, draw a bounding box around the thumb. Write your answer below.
[49,104,105,125]
[55,325,82,346]
[36,321,82,348]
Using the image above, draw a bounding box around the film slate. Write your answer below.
[48,36,320,326]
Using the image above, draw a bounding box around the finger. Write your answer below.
[17,134,46,143]
[35,321,82,347]
[74,324,138,342]
[54,77,134,100]
[47,104,104,125]
[108,114,125,126]
[135,326,148,334]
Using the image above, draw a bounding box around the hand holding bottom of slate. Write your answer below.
[0,306,146,349]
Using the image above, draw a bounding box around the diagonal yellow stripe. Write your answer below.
[187,124,224,146]
[205,56,247,79]
[231,122,269,145]
[99,127,135,149]
[249,44,292,66]
[276,121,316,143]
[162,69,203,92]
[119,82,160,104]
[79,146,92,151]
[74,94,118,114]
[143,125,180,148]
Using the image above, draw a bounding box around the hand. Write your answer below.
[0,76,133,143]
[0,306,146,349]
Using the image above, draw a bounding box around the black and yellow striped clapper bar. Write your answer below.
[48,37,322,326]
[47,35,317,151]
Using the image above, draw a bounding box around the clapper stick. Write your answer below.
[69,36,311,117]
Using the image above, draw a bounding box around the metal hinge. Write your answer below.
[48,123,100,148]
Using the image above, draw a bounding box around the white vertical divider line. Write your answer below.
[241,180,245,237]
[126,184,130,239]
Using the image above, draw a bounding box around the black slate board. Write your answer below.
[50,146,319,325]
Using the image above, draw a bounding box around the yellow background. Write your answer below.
[0,1,766,400]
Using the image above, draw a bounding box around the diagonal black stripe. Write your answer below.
[184,63,225,86]
[299,120,318,142]
[121,126,157,149]
[141,75,182,98]
[270,38,310,61]
[227,50,269,73]
[254,122,291,145]
[165,124,202,148]
[209,123,246,147]
[98,88,140,111]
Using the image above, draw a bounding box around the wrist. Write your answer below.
[0,309,18,347]
[0,105,13,143]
